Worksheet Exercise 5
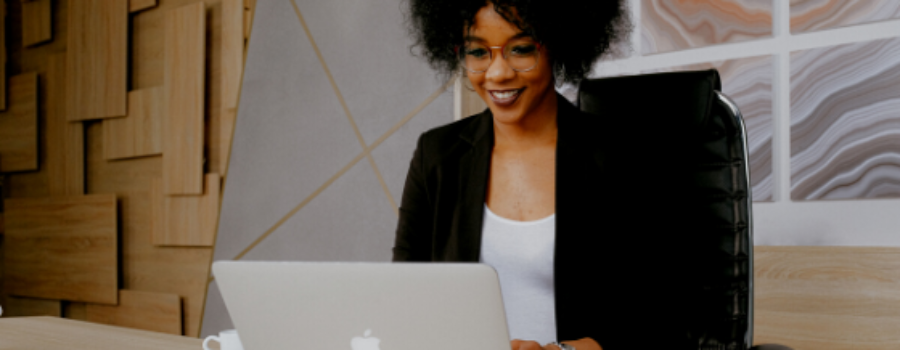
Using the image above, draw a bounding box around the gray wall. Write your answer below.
[201,0,453,335]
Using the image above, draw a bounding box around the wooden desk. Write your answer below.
[0,316,202,350]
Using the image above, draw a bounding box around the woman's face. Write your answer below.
[465,5,556,125]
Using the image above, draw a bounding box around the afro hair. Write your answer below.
[406,0,631,85]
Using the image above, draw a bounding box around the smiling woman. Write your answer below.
[395,1,633,350]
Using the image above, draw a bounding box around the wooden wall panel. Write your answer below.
[0,73,39,173]
[64,302,88,320]
[151,173,220,246]
[66,0,128,121]
[3,194,118,304]
[0,1,7,111]
[3,296,62,317]
[22,0,52,47]
[86,123,212,337]
[163,2,206,195]
[86,290,182,335]
[755,246,900,349]
[46,53,84,196]
[130,0,158,13]
[104,87,164,160]
[221,0,243,111]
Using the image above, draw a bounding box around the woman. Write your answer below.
[392,1,693,349]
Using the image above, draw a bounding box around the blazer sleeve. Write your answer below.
[392,134,433,261]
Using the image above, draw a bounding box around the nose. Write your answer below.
[484,52,516,83]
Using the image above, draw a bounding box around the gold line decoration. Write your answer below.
[289,0,398,215]
[230,79,452,261]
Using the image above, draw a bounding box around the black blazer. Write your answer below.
[393,96,704,349]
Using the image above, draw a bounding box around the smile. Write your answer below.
[488,89,523,106]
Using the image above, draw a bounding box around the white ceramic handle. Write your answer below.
[203,335,220,350]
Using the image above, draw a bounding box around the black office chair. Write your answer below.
[577,70,790,350]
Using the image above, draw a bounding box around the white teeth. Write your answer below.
[494,90,518,99]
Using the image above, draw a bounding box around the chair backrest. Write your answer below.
[578,70,754,349]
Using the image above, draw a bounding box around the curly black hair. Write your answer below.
[406,0,631,85]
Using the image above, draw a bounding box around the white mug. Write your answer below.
[203,329,244,350]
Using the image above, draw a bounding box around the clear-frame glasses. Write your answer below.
[457,37,542,73]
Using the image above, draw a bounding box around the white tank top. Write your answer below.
[480,204,557,345]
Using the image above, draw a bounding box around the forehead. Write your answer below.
[466,5,524,43]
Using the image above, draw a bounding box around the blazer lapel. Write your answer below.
[452,111,493,262]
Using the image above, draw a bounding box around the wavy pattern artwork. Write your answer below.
[791,37,900,200]
[791,0,900,34]
[645,56,774,201]
[641,0,772,54]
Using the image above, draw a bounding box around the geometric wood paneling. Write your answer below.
[85,123,211,337]
[219,108,237,175]
[66,0,128,121]
[86,290,182,335]
[3,296,63,317]
[22,0,53,47]
[755,246,900,349]
[104,87,164,160]
[0,2,6,111]
[3,194,118,304]
[0,73,39,173]
[129,0,158,13]
[65,302,88,320]
[163,2,206,195]
[222,0,243,111]
[151,173,220,246]
[46,53,85,196]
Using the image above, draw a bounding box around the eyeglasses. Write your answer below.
[456,37,542,73]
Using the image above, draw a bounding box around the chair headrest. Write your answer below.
[577,69,722,130]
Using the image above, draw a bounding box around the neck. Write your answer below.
[492,92,559,149]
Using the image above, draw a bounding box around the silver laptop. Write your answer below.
[213,261,511,350]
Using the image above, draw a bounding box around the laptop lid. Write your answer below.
[213,261,511,350]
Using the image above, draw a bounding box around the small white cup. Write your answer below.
[203,329,244,350]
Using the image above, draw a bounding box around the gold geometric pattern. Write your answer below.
[224,0,454,262]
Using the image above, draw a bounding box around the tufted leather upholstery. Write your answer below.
[577,70,788,350]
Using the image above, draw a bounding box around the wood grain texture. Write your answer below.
[104,87,164,160]
[0,317,201,350]
[151,173,220,246]
[65,302,88,320]
[22,0,52,47]
[86,290,182,335]
[163,2,206,195]
[66,0,128,121]
[130,0,158,13]
[0,73,39,173]
[3,194,118,304]
[0,2,6,111]
[755,246,900,349]
[222,0,243,111]
[244,0,255,39]
[220,108,237,175]
[3,296,62,317]
[46,53,85,196]
[86,123,212,337]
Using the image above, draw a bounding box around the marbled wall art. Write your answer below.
[641,0,772,54]
[791,37,900,200]
[791,0,900,34]
[645,56,774,201]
